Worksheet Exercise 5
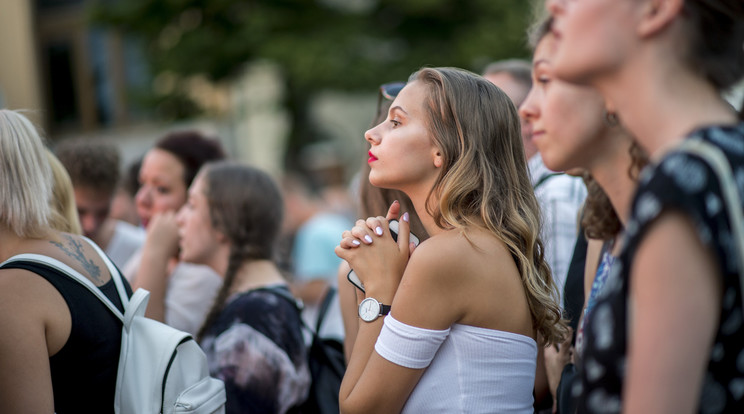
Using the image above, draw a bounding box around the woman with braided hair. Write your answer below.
[176,161,310,413]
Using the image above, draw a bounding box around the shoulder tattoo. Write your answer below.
[50,235,103,283]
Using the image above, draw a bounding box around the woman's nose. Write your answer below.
[364,124,381,145]
[546,0,565,16]
[135,186,151,207]
[519,87,540,122]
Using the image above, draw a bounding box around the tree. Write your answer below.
[90,0,535,158]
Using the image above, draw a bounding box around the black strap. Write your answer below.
[315,286,336,333]
[256,285,337,337]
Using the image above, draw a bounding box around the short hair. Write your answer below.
[55,138,121,196]
[482,59,533,90]
[154,130,226,187]
[0,110,52,237]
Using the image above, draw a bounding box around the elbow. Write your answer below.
[339,397,371,414]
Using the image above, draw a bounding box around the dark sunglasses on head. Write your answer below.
[380,82,405,100]
[375,82,406,122]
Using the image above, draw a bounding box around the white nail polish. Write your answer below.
[375,226,383,236]
[364,235,373,244]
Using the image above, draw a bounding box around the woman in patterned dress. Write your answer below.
[547,0,744,411]
[176,161,310,413]
[519,16,648,413]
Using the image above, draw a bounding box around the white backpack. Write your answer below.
[0,238,226,414]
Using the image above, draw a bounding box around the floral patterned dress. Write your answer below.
[576,123,744,413]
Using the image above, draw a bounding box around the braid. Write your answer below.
[196,246,242,343]
[194,161,284,342]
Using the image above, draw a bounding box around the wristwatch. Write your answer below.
[358,297,391,322]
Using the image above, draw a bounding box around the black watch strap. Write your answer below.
[380,304,391,316]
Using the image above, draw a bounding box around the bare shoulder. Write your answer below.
[405,228,516,284]
[394,227,526,331]
[0,266,69,329]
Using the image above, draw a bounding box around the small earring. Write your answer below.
[604,111,619,127]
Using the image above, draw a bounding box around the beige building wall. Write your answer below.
[0,0,43,125]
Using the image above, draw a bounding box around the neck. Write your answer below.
[594,50,737,161]
[403,180,447,237]
[0,228,22,261]
[91,218,117,250]
[588,140,636,227]
[230,259,286,295]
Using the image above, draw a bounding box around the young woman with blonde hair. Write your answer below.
[0,109,131,413]
[335,67,566,413]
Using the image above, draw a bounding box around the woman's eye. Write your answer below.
[390,119,401,127]
[538,77,550,85]
[156,186,169,195]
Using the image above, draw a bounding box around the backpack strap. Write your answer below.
[677,139,744,312]
[80,236,130,307]
[315,286,336,334]
[0,236,130,321]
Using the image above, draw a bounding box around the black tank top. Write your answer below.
[1,261,132,413]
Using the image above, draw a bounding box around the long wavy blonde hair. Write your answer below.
[413,67,567,345]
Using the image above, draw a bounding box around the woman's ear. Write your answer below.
[215,230,229,244]
[636,0,684,38]
[433,150,443,168]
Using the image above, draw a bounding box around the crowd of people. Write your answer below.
[0,0,743,413]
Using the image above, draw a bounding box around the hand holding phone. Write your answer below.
[346,219,420,293]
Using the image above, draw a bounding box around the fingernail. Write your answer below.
[352,240,361,246]
[393,200,399,205]
[402,212,409,222]
[375,226,383,236]
[364,235,373,244]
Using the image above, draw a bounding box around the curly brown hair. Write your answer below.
[581,142,648,240]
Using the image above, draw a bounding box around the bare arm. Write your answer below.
[624,211,720,413]
[0,270,67,414]
[337,261,361,363]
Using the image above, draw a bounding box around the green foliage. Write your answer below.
[89,0,534,146]
[90,0,533,89]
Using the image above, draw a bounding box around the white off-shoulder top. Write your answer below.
[375,314,537,413]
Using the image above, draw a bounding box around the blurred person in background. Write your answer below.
[123,130,225,336]
[56,139,145,269]
[110,157,143,227]
[281,171,352,343]
[0,109,132,413]
[178,161,310,414]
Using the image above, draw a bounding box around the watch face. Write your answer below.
[359,298,380,322]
